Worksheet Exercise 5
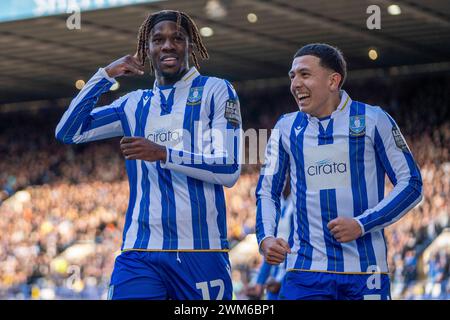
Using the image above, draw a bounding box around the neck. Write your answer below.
[156,67,190,87]
[312,91,342,118]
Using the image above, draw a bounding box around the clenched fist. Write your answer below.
[327,217,363,243]
[105,54,145,78]
[260,237,291,265]
[120,137,167,162]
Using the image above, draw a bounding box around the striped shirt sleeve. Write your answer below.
[354,109,423,234]
[160,79,242,188]
[256,261,272,285]
[255,118,289,246]
[55,68,128,144]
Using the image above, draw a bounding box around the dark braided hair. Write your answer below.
[136,10,209,73]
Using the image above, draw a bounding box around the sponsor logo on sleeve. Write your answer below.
[224,99,240,127]
[392,125,409,152]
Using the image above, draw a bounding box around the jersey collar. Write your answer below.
[306,90,352,123]
[333,90,351,116]
[153,67,200,91]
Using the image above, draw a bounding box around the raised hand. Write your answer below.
[104,53,145,78]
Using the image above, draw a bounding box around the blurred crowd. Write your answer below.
[0,74,448,299]
[380,122,449,299]
[0,182,127,299]
[0,110,126,203]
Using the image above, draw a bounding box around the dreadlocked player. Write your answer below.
[55,10,242,300]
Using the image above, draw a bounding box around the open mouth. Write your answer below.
[296,91,310,103]
[160,56,178,67]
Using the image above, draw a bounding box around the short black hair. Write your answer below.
[294,43,347,89]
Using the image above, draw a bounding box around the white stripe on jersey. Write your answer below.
[204,183,222,249]
[147,162,165,248]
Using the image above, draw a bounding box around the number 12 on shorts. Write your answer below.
[196,279,225,300]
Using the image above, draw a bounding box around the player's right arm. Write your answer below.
[255,118,291,265]
[55,55,143,144]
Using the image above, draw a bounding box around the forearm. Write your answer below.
[55,68,116,144]
[255,126,287,247]
[355,178,423,234]
[256,197,280,246]
[160,147,241,188]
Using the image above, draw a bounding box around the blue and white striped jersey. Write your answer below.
[56,67,242,251]
[256,91,423,273]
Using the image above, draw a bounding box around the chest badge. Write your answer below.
[349,115,366,136]
[187,87,203,106]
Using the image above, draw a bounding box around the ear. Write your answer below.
[329,72,342,91]
[188,42,194,55]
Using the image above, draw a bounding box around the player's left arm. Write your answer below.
[354,109,423,235]
[159,79,242,188]
[329,109,423,242]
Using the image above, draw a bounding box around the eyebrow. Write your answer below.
[150,31,162,38]
[288,67,311,76]
[151,29,187,37]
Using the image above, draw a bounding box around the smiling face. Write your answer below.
[289,55,342,118]
[147,20,192,85]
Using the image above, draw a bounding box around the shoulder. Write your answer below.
[352,101,400,138]
[279,111,300,122]
[351,100,389,125]
[205,75,232,86]
[127,89,153,99]
[204,76,235,91]
[119,88,145,98]
[275,111,301,130]
[116,89,153,108]
[204,76,238,100]
[365,103,396,127]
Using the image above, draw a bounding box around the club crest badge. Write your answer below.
[349,115,366,136]
[187,87,203,105]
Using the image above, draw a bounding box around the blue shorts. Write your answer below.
[279,270,391,300]
[108,251,232,300]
